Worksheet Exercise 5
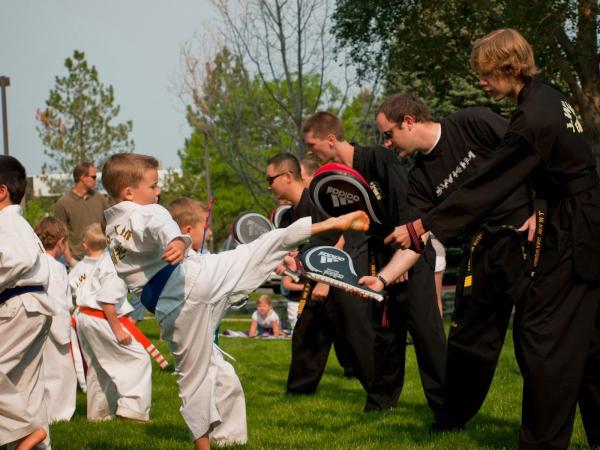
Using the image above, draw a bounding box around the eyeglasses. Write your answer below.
[266,172,289,185]
[381,124,397,141]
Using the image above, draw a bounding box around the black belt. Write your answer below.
[140,264,177,314]
[536,171,599,200]
[0,285,45,305]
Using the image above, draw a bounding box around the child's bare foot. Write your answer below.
[16,427,46,450]
[335,211,369,232]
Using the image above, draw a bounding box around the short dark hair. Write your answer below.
[377,93,432,124]
[302,111,345,140]
[0,155,27,204]
[73,161,94,183]
[267,153,302,181]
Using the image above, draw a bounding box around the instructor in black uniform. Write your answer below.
[385,29,600,449]
[372,93,532,430]
[266,153,377,403]
[302,112,446,413]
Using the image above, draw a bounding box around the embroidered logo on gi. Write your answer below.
[435,150,476,197]
[561,100,583,134]
[370,181,383,201]
[73,273,87,290]
[318,250,345,264]
[326,186,359,207]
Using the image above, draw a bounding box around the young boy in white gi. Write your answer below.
[0,155,52,450]
[101,153,369,450]
[34,217,77,423]
[72,223,151,422]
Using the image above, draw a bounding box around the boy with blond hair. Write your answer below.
[0,155,52,450]
[71,223,151,422]
[101,152,369,449]
[386,29,600,449]
[167,197,212,253]
[34,217,77,424]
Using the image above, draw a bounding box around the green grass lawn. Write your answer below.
[45,317,588,449]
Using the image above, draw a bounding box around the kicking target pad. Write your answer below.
[270,204,293,228]
[309,163,391,237]
[300,245,384,302]
[231,212,275,244]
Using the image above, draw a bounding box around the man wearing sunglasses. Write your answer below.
[54,161,109,265]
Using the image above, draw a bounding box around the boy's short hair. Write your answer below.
[256,294,272,307]
[302,111,345,140]
[34,217,68,250]
[102,153,159,200]
[83,223,106,251]
[0,155,27,204]
[73,161,93,183]
[267,153,302,181]
[376,93,432,124]
[168,197,208,229]
[300,159,318,177]
[470,28,539,80]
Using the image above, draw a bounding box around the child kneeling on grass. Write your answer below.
[101,153,369,450]
[249,294,283,337]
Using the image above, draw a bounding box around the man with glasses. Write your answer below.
[54,162,109,265]
[302,111,445,413]
[266,153,367,394]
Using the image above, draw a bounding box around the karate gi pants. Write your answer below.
[42,335,77,423]
[286,289,376,400]
[0,300,51,449]
[155,218,311,444]
[76,312,151,422]
[367,257,446,413]
[435,231,528,427]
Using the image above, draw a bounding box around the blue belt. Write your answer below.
[0,285,45,305]
[140,264,177,314]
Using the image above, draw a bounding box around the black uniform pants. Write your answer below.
[286,289,377,402]
[515,246,600,450]
[435,231,528,427]
[366,258,446,413]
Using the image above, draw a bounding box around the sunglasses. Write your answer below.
[88,175,97,180]
[266,171,289,185]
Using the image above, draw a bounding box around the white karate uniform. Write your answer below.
[74,253,151,422]
[105,201,311,444]
[41,256,77,423]
[0,205,53,449]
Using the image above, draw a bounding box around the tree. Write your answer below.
[36,50,133,190]
[332,0,600,163]
[180,47,342,204]
[210,0,353,157]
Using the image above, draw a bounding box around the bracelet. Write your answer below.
[376,273,389,288]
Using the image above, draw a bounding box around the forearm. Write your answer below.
[248,321,258,337]
[100,303,125,337]
[379,248,422,283]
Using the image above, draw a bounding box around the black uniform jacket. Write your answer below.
[409,107,531,244]
[422,78,600,281]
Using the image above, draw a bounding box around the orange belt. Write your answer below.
[78,307,169,369]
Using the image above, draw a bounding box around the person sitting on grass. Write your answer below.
[249,295,283,337]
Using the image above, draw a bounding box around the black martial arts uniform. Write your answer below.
[284,190,377,400]
[352,144,446,413]
[420,78,600,449]
[408,107,532,429]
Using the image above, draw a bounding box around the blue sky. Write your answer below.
[0,0,217,175]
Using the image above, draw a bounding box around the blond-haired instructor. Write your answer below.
[385,29,600,449]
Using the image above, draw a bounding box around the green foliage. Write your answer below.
[36,50,134,192]
[22,197,54,227]
[46,317,589,449]
[332,0,600,157]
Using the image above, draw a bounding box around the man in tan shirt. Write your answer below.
[54,162,109,265]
